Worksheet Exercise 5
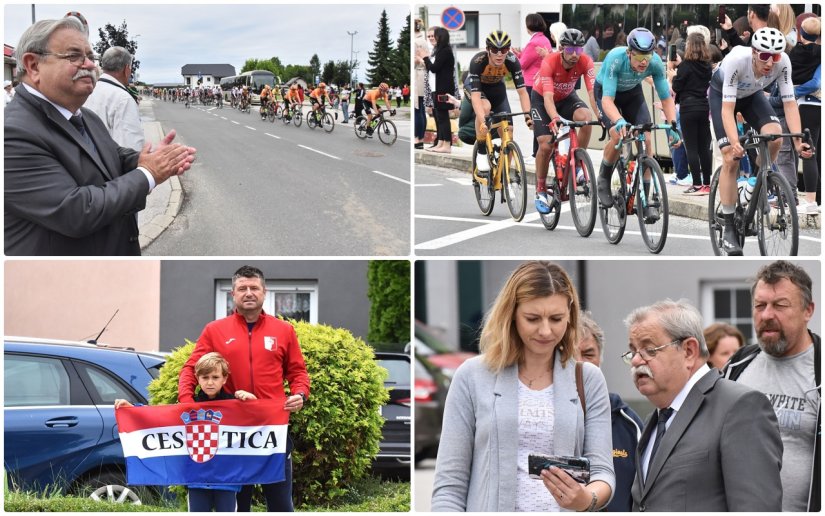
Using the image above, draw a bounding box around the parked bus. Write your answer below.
[220,70,278,104]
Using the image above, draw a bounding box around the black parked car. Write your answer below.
[414,352,449,463]
[373,352,411,473]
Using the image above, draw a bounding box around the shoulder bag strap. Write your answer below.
[575,361,586,417]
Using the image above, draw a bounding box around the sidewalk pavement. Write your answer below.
[136,98,183,250]
[415,89,819,229]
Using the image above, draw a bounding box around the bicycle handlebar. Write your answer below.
[613,121,680,150]
[548,119,605,144]
[734,129,816,160]
[485,111,531,125]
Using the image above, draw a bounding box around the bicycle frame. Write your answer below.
[473,112,528,192]
[615,123,673,215]
[547,119,603,202]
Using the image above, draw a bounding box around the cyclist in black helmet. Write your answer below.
[467,29,534,173]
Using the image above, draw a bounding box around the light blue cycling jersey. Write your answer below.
[595,46,671,101]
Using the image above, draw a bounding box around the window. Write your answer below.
[702,283,754,343]
[4,355,70,407]
[75,362,141,405]
[459,11,479,48]
[215,280,319,323]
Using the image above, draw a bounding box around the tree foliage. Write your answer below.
[367,261,410,349]
[309,54,321,83]
[390,14,411,87]
[93,20,140,75]
[365,10,395,87]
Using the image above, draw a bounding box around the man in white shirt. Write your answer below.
[4,80,14,105]
[83,46,144,151]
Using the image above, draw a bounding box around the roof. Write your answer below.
[180,63,236,77]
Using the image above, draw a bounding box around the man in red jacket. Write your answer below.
[179,265,310,512]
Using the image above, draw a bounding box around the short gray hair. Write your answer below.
[99,46,132,73]
[624,299,709,358]
[578,310,605,356]
[15,17,86,78]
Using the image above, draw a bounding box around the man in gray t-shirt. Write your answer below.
[724,261,820,512]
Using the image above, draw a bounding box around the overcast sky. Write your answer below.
[4,3,410,84]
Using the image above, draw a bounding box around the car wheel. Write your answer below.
[74,471,148,505]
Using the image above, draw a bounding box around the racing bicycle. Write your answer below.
[354,109,398,145]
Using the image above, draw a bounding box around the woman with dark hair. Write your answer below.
[416,26,455,153]
[672,31,713,195]
[514,13,552,160]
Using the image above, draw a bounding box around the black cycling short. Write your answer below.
[463,76,511,117]
[310,96,322,106]
[363,101,377,114]
[593,82,650,129]
[708,88,780,148]
[530,90,589,139]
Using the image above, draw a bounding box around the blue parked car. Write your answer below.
[4,337,165,504]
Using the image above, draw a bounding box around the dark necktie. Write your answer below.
[648,407,674,468]
[69,113,98,157]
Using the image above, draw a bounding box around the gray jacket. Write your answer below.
[431,353,615,512]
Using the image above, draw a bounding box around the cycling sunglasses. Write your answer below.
[754,51,782,63]
[488,47,511,55]
[562,46,584,55]
[630,52,653,62]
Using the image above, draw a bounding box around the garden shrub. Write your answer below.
[367,260,410,349]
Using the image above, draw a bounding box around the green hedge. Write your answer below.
[147,321,388,506]
[367,261,410,349]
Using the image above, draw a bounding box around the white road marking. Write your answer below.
[298,145,341,160]
[415,184,442,187]
[220,117,227,120]
[244,126,256,131]
[446,178,474,186]
[265,133,281,139]
[415,212,542,250]
[231,121,240,125]
[373,170,410,185]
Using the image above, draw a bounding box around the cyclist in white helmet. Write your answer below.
[708,27,813,255]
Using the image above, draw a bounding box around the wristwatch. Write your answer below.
[297,392,307,404]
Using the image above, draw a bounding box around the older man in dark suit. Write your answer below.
[622,299,783,512]
[4,16,195,255]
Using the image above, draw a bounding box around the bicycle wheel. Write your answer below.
[377,120,398,146]
[472,142,495,216]
[708,167,747,256]
[502,142,527,222]
[293,110,303,127]
[568,148,597,237]
[539,182,562,231]
[598,163,627,245]
[636,156,669,254]
[757,171,799,256]
[354,116,368,139]
[322,113,335,133]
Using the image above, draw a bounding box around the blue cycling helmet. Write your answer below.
[627,28,656,53]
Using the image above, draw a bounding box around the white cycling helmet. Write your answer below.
[751,27,786,53]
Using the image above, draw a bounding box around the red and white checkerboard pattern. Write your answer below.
[185,423,219,463]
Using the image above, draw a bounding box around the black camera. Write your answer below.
[528,454,591,484]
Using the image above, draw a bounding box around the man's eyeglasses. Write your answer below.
[562,46,584,56]
[488,47,511,55]
[754,51,782,63]
[620,338,683,365]
[630,52,653,63]
[35,51,98,66]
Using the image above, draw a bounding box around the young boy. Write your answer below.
[115,352,256,511]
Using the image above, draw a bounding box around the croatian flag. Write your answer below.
[116,398,288,486]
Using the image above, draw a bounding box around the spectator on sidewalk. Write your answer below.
[354,82,365,119]
[414,18,429,149]
[339,85,350,123]
[418,26,455,154]
[402,83,410,105]
[84,46,144,152]
[4,16,196,255]
[514,13,552,161]
[789,15,821,211]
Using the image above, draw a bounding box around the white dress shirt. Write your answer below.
[84,72,145,152]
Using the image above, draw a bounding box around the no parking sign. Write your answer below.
[441,6,465,31]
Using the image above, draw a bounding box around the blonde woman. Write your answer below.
[431,261,614,512]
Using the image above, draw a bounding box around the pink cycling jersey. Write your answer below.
[533,51,596,101]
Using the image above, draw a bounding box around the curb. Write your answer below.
[414,150,820,228]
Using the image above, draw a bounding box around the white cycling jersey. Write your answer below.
[710,45,794,102]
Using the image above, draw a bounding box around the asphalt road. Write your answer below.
[415,164,822,256]
[144,100,411,256]
[415,458,435,512]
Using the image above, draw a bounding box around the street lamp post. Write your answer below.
[347,30,357,87]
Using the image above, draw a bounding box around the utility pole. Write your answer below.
[347,30,357,87]
[31,4,36,23]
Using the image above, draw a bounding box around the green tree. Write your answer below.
[93,20,139,75]
[309,53,321,83]
[321,60,336,85]
[367,260,410,349]
[366,10,395,87]
[390,14,411,87]
[332,60,355,87]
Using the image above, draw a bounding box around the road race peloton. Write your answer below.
[594,27,681,222]
[530,28,599,214]
[709,27,814,256]
[468,30,533,174]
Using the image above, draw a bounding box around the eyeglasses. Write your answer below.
[754,51,782,63]
[630,52,653,63]
[620,338,683,365]
[35,51,98,66]
[488,47,511,55]
[562,46,584,55]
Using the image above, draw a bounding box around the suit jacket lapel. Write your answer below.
[642,370,718,493]
[637,409,657,495]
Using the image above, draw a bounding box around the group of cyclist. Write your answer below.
[460,20,815,255]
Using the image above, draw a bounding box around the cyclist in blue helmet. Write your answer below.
[592,27,680,220]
